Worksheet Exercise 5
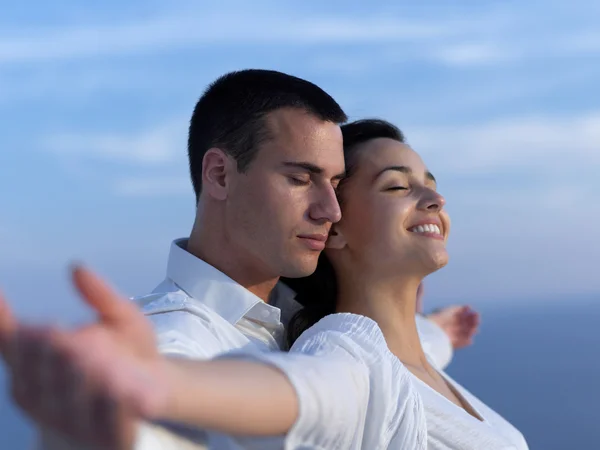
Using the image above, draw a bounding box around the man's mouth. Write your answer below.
[297,234,328,251]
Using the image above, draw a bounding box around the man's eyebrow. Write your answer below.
[374,165,436,183]
[282,161,346,180]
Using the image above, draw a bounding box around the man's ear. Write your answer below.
[201,148,234,201]
[326,224,347,250]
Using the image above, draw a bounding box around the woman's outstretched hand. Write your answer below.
[427,305,481,349]
[0,265,170,450]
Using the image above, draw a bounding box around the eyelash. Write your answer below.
[289,177,310,186]
[386,186,408,191]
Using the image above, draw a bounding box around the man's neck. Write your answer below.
[187,230,278,303]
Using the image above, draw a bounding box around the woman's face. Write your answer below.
[330,138,450,276]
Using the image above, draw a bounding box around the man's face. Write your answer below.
[225,108,345,278]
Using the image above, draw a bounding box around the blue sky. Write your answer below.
[1,1,599,321]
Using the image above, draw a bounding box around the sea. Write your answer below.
[1,297,598,449]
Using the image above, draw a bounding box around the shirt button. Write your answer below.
[261,310,270,319]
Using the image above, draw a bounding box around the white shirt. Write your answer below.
[230,313,529,450]
[137,238,302,358]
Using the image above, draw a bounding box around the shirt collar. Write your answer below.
[166,238,298,326]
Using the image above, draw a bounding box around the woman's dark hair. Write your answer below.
[282,119,406,346]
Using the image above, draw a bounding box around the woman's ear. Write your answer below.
[326,224,347,250]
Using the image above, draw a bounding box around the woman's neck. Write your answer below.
[335,269,429,368]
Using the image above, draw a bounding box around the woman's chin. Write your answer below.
[388,251,448,278]
[422,250,449,274]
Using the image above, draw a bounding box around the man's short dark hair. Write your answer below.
[188,69,348,200]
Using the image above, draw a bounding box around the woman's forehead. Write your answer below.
[355,138,427,173]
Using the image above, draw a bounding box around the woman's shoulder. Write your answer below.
[292,313,411,376]
[304,312,385,340]
[293,313,385,350]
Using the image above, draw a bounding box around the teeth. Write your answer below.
[409,224,442,235]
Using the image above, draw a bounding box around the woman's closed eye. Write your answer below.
[386,186,408,191]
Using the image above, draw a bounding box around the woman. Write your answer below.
[0,120,528,449]
[280,119,526,449]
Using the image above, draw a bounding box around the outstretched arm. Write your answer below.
[0,266,368,449]
[426,305,480,349]
[154,358,298,435]
[0,267,300,448]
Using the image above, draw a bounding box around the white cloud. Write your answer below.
[408,112,600,174]
[0,15,461,65]
[0,66,178,104]
[42,119,187,165]
[430,42,513,67]
[0,1,597,78]
[559,29,600,53]
[113,175,192,197]
[42,111,600,199]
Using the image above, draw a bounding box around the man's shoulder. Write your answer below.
[131,282,216,319]
[131,285,252,359]
[133,291,190,315]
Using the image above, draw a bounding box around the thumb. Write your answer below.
[71,264,141,326]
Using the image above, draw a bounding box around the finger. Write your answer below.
[0,291,17,356]
[465,313,481,329]
[71,265,140,326]
[91,390,132,447]
[460,329,475,340]
[44,330,100,442]
[39,329,83,420]
[457,305,473,317]
[10,326,53,412]
[464,308,481,324]
[81,373,136,448]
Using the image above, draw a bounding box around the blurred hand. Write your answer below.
[427,305,480,349]
[0,266,169,450]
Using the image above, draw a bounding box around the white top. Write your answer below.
[231,313,529,450]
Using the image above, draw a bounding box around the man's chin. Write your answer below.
[279,258,320,279]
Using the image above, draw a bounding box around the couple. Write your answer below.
[0,69,524,449]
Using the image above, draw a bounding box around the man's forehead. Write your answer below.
[265,107,332,137]
[262,109,344,167]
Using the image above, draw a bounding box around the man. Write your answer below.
[39,69,348,449]
[133,69,347,360]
